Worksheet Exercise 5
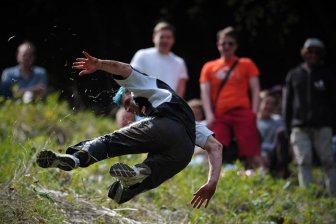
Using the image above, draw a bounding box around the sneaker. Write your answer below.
[109,163,151,188]
[36,150,80,171]
[108,180,138,204]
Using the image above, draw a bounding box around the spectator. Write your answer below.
[188,98,208,167]
[188,98,205,123]
[115,107,135,128]
[1,41,48,103]
[130,21,188,98]
[258,91,280,167]
[258,90,291,178]
[283,38,336,196]
[268,85,283,119]
[199,26,262,170]
[332,135,336,161]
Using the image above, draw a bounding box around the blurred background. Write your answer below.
[1,0,335,114]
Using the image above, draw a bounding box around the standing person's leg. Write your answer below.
[211,114,232,148]
[270,128,289,177]
[274,128,291,178]
[212,113,234,163]
[231,108,262,169]
[291,127,313,188]
[313,127,336,196]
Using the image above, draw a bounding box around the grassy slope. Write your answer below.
[0,94,335,224]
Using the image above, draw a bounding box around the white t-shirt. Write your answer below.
[130,47,189,91]
[114,68,195,143]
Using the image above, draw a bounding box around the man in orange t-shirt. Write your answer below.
[200,26,262,169]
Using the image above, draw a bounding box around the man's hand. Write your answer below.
[29,82,46,95]
[191,183,216,209]
[72,51,100,76]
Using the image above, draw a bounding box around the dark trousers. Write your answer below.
[66,116,194,198]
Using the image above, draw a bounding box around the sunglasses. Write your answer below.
[220,41,236,47]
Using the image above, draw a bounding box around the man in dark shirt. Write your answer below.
[283,38,336,196]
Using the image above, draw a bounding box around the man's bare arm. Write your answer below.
[72,51,132,79]
[176,78,187,98]
[191,136,223,208]
[249,76,260,114]
[200,82,215,127]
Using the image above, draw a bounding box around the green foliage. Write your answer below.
[0,94,335,223]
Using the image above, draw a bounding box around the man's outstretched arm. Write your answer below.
[191,136,223,208]
[72,51,132,78]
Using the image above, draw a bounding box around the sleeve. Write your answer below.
[327,71,336,131]
[245,58,260,78]
[195,122,214,148]
[115,69,172,108]
[179,59,189,80]
[39,68,48,85]
[1,69,11,83]
[130,50,144,71]
[1,69,13,97]
[199,62,211,83]
[115,68,157,90]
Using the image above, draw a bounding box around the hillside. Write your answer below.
[0,94,335,224]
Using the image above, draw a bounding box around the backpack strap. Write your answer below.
[214,59,239,107]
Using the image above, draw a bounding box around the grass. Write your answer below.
[0,93,335,223]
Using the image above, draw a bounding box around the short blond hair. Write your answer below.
[153,21,175,34]
[216,26,237,41]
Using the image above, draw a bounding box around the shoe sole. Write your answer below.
[108,181,124,204]
[108,180,139,204]
[36,150,76,171]
[109,163,151,188]
[109,163,137,178]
